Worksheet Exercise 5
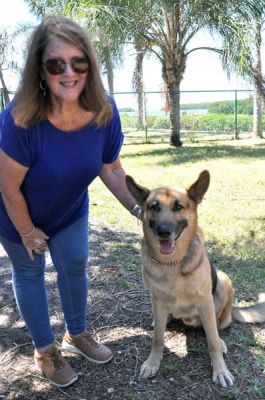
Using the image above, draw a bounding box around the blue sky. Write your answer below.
[1,0,258,108]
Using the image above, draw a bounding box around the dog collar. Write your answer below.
[151,257,180,267]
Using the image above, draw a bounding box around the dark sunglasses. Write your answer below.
[42,57,89,75]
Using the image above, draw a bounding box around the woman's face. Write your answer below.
[42,37,88,106]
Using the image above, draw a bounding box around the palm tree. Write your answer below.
[132,41,149,130]
[100,44,115,93]
[26,0,265,145]
[217,3,265,138]
[0,25,30,107]
[0,29,12,106]
[253,19,263,138]
[72,0,264,146]
[92,32,123,94]
[122,0,265,146]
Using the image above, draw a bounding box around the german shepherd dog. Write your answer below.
[126,170,265,388]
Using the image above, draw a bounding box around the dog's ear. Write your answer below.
[125,175,150,205]
[187,170,210,204]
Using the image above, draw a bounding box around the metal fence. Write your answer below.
[1,88,261,143]
[113,89,260,144]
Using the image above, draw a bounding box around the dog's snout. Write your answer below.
[157,223,173,239]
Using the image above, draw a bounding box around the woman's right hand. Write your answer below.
[0,151,49,259]
[21,227,49,260]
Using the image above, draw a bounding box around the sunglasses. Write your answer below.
[42,57,89,75]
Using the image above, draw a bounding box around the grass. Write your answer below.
[89,136,265,398]
[90,136,265,303]
[90,135,265,398]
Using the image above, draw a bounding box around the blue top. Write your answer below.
[0,98,124,243]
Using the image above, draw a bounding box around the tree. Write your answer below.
[0,29,13,106]
[26,0,265,145]
[0,21,35,110]
[98,43,115,93]
[91,31,123,94]
[217,4,264,138]
[127,0,265,146]
[253,18,263,138]
[68,0,265,146]
[132,42,149,130]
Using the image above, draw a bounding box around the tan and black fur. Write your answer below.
[126,170,265,389]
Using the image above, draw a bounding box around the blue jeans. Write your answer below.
[0,215,89,348]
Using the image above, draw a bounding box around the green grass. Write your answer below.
[251,378,265,398]
[90,137,265,302]
[256,355,265,373]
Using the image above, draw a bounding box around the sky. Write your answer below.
[0,0,260,109]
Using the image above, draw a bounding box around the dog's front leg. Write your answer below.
[140,299,168,379]
[198,299,234,388]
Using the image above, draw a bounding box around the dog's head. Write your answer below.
[126,171,210,260]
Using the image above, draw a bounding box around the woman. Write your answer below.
[0,16,141,388]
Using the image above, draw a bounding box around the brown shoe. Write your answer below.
[34,345,78,388]
[62,330,113,364]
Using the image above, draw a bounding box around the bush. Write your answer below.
[180,114,253,133]
[120,114,138,129]
[120,113,256,133]
[121,115,171,130]
[147,116,170,129]
[208,98,253,115]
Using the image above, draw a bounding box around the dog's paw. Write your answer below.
[139,358,161,379]
[213,367,234,388]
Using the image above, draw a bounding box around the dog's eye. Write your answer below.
[172,201,183,212]
[149,202,161,212]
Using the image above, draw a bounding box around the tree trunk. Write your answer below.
[253,20,263,138]
[0,68,10,107]
[162,47,186,147]
[168,82,182,147]
[253,84,263,138]
[133,50,145,130]
[105,46,114,94]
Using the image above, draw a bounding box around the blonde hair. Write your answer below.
[12,16,112,128]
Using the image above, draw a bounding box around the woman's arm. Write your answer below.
[0,149,48,259]
[99,158,141,217]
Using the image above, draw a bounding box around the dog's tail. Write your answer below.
[232,300,265,324]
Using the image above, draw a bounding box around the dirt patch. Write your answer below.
[0,218,264,400]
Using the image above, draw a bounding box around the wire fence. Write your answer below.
[1,88,262,143]
[113,89,262,144]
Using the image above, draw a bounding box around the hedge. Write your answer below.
[120,113,257,133]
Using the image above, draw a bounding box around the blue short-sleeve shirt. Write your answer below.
[0,97,124,243]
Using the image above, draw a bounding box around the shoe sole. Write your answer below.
[35,361,78,388]
[61,340,113,364]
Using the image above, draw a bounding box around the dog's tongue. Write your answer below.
[160,239,175,254]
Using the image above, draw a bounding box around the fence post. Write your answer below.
[234,90,239,139]
[144,91,148,143]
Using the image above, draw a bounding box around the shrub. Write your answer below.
[120,113,256,133]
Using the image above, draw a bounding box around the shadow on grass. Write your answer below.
[125,143,265,166]
[206,239,265,302]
